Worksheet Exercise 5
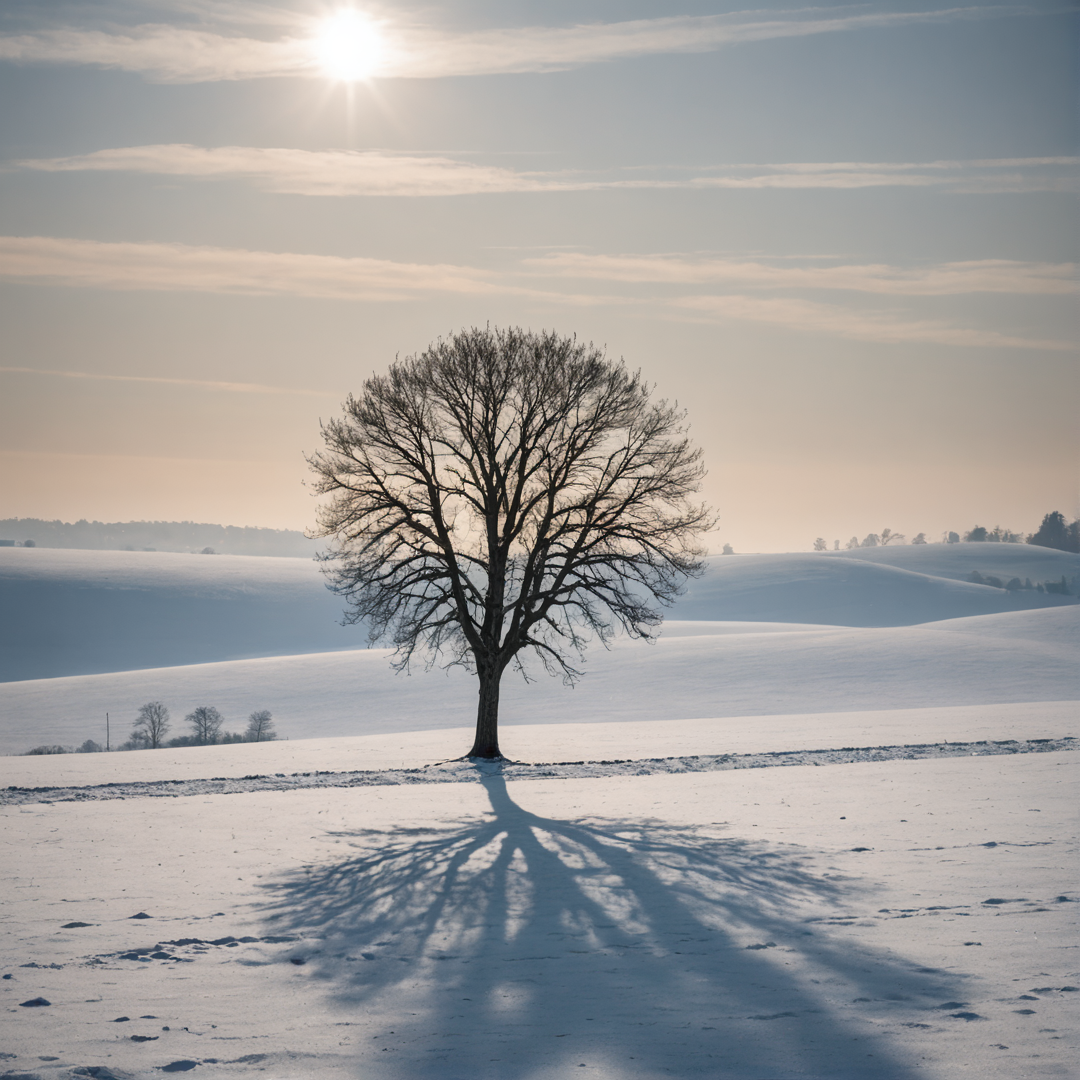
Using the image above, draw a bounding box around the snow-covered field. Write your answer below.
[3,717,1077,1080]
[1,609,1076,757]
[1,543,1076,1078]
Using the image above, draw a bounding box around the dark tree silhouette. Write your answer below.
[309,326,712,759]
[246,709,276,742]
[1028,510,1080,553]
[186,704,223,745]
[133,700,170,749]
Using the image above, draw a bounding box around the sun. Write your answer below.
[312,10,384,81]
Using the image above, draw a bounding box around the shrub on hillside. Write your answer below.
[25,745,68,755]
[967,571,1004,589]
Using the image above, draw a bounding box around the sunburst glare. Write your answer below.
[312,10,384,81]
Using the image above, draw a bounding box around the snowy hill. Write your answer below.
[2,606,1075,756]
[677,550,1077,626]
[824,540,1079,583]
[1,543,1075,682]
[0,548,365,681]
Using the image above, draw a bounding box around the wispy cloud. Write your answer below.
[0,6,1025,83]
[528,252,1080,296]
[15,145,554,198]
[666,158,1078,194]
[0,365,330,396]
[15,144,1076,197]
[0,235,1070,352]
[377,7,1014,79]
[0,25,310,83]
[673,294,1073,350]
[0,235,508,301]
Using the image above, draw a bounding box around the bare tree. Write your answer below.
[186,705,223,746]
[813,537,827,551]
[309,327,712,759]
[879,528,905,545]
[133,701,170,749]
[246,709,277,742]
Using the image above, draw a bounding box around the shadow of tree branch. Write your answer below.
[257,774,959,1078]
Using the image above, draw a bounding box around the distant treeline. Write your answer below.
[813,512,1080,554]
[24,702,279,755]
[0,518,321,558]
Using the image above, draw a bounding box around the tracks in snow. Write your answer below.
[2,737,1075,806]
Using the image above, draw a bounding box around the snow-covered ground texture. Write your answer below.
[2,713,1076,1080]
[1,544,1076,681]
[2,607,1075,756]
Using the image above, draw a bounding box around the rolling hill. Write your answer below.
[1,543,1075,682]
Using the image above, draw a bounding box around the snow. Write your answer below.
[1,542,1076,1078]
[675,551,1077,626]
[2,544,1076,681]
[2,731,1076,1079]
[2,701,1076,790]
[2,607,1075,757]
[824,540,1080,583]
[0,548,366,681]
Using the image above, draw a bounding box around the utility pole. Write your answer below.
[106,712,110,752]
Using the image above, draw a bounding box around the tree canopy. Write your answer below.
[309,327,712,758]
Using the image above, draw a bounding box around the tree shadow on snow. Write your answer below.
[257,774,959,1079]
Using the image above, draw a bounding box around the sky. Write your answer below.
[0,0,1076,553]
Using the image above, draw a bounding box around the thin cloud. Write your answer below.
[0,25,311,83]
[16,145,555,198]
[674,294,1074,350]
[0,235,508,301]
[529,253,1079,296]
[0,235,1067,352]
[0,7,1024,83]
[15,144,1076,198]
[0,365,331,396]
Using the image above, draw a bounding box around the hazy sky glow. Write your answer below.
[0,0,1076,551]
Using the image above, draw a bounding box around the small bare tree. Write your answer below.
[246,709,276,742]
[133,701,170,749]
[186,705,223,746]
[309,326,712,759]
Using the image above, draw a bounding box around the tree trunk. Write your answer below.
[468,664,503,759]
